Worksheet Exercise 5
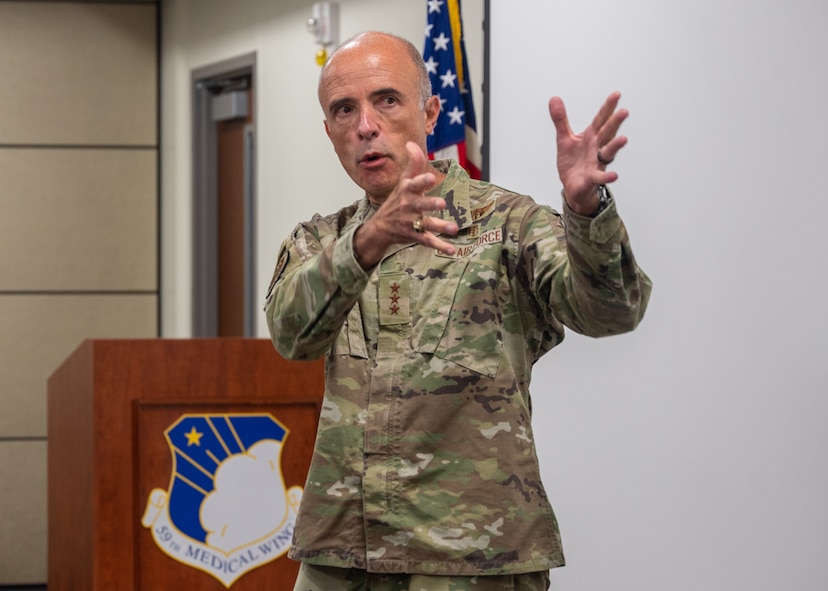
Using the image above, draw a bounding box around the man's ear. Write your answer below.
[424,95,440,135]
[323,120,332,139]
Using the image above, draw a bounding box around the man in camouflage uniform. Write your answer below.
[265,31,651,590]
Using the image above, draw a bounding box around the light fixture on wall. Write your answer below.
[307,2,340,66]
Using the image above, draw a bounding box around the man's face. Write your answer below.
[319,35,439,204]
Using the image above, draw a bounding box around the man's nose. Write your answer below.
[357,108,379,139]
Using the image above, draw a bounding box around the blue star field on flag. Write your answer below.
[423,0,481,178]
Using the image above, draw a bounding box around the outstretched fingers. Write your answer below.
[400,142,434,193]
[596,135,628,169]
[592,91,622,130]
[549,91,632,212]
[593,92,629,165]
[548,96,573,142]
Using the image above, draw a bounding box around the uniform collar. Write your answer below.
[355,195,380,223]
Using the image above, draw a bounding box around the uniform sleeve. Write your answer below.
[264,217,370,360]
[519,197,652,338]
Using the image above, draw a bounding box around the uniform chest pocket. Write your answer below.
[411,254,507,378]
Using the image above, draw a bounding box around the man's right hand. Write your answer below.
[353,142,458,268]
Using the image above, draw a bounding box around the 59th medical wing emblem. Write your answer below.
[141,413,301,587]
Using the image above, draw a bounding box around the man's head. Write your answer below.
[318,31,440,204]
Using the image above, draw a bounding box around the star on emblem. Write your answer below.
[184,426,203,447]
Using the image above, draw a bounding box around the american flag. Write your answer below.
[423,0,482,179]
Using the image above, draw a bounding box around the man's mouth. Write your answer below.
[360,152,387,167]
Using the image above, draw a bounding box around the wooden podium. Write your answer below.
[47,339,324,590]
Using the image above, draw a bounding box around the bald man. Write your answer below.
[265,31,651,591]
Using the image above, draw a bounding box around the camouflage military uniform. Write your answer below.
[265,160,651,577]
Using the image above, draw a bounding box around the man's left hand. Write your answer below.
[548,91,629,215]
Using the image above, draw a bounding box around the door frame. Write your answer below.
[191,52,257,337]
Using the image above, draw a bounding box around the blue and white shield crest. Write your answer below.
[142,413,301,587]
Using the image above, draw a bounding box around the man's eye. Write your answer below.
[382,96,397,105]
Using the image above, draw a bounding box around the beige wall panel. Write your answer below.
[0,440,47,584]
[0,3,156,146]
[0,294,157,438]
[0,148,157,291]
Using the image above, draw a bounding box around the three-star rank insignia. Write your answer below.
[378,272,409,325]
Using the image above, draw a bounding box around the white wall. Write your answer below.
[489,1,828,590]
[161,2,828,588]
[160,0,483,337]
